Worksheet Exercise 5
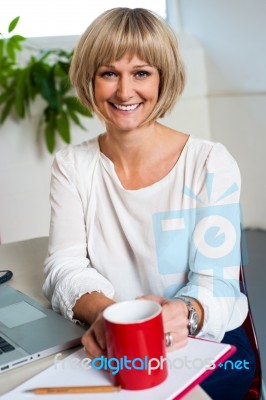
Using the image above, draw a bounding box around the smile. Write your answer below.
[112,103,141,111]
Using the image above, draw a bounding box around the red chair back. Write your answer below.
[240,264,262,400]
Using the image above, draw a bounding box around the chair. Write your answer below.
[240,263,262,400]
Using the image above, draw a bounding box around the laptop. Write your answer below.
[0,285,85,373]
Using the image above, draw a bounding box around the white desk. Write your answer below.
[0,237,211,399]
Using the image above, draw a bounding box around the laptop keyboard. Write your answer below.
[0,336,15,354]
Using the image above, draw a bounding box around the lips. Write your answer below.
[112,103,141,111]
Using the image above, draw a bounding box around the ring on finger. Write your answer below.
[165,332,173,347]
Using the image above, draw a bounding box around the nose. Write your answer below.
[116,76,134,101]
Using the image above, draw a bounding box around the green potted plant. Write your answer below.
[0,17,93,153]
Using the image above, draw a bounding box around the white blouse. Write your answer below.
[43,135,248,342]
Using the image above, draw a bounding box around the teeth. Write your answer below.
[114,104,139,111]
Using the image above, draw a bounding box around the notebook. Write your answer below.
[1,337,236,399]
[0,285,85,373]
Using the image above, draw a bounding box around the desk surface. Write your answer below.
[0,237,211,399]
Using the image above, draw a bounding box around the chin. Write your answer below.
[109,119,143,132]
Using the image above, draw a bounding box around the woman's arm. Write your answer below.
[43,144,115,321]
[73,291,115,359]
[73,291,115,325]
[176,143,248,342]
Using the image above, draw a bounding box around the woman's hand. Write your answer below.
[139,295,189,352]
[81,313,107,359]
[72,291,115,359]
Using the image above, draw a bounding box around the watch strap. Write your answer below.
[176,296,199,336]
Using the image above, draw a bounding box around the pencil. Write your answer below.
[26,385,122,394]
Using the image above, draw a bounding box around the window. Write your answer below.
[3,0,166,38]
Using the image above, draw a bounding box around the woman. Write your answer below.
[43,8,255,399]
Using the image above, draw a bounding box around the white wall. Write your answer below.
[162,32,211,140]
[178,0,266,229]
[0,111,104,244]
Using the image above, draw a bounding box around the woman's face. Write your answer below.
[94,53,160,132]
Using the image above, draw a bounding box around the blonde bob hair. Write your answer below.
[70,8,185,124]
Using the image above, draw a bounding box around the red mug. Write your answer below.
[103,299,168,390]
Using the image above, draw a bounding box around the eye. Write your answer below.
[100,71,117,78]
[135,70,151,79]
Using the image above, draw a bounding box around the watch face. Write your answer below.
[189,310,198,335]
[177,297,199,335]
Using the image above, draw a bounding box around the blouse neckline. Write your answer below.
[97,135,192,193]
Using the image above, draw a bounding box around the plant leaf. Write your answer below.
[0,39,4,60]
[64,96,93,117]
[31,63,58,108]
[44,119,56,153]
[37,49,54,62]
[15,69,27,117]
[0,95,15,123]
[68,109,86,130]
[0,21,91,152]
[8,16,20,33]
[56,110,70,143]
[24,64,36,100]
[9,35,25,51]
[57,61,70,75]
[0,90,12,105]
[6,40,16,61]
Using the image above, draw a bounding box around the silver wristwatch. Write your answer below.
[177,296,199,336]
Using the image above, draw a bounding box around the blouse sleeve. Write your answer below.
[42,146,115,321]
[175,142,248,342]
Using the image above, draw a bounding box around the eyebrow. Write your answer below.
[99,64,152,69]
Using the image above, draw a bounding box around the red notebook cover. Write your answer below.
[173,341,237,399]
